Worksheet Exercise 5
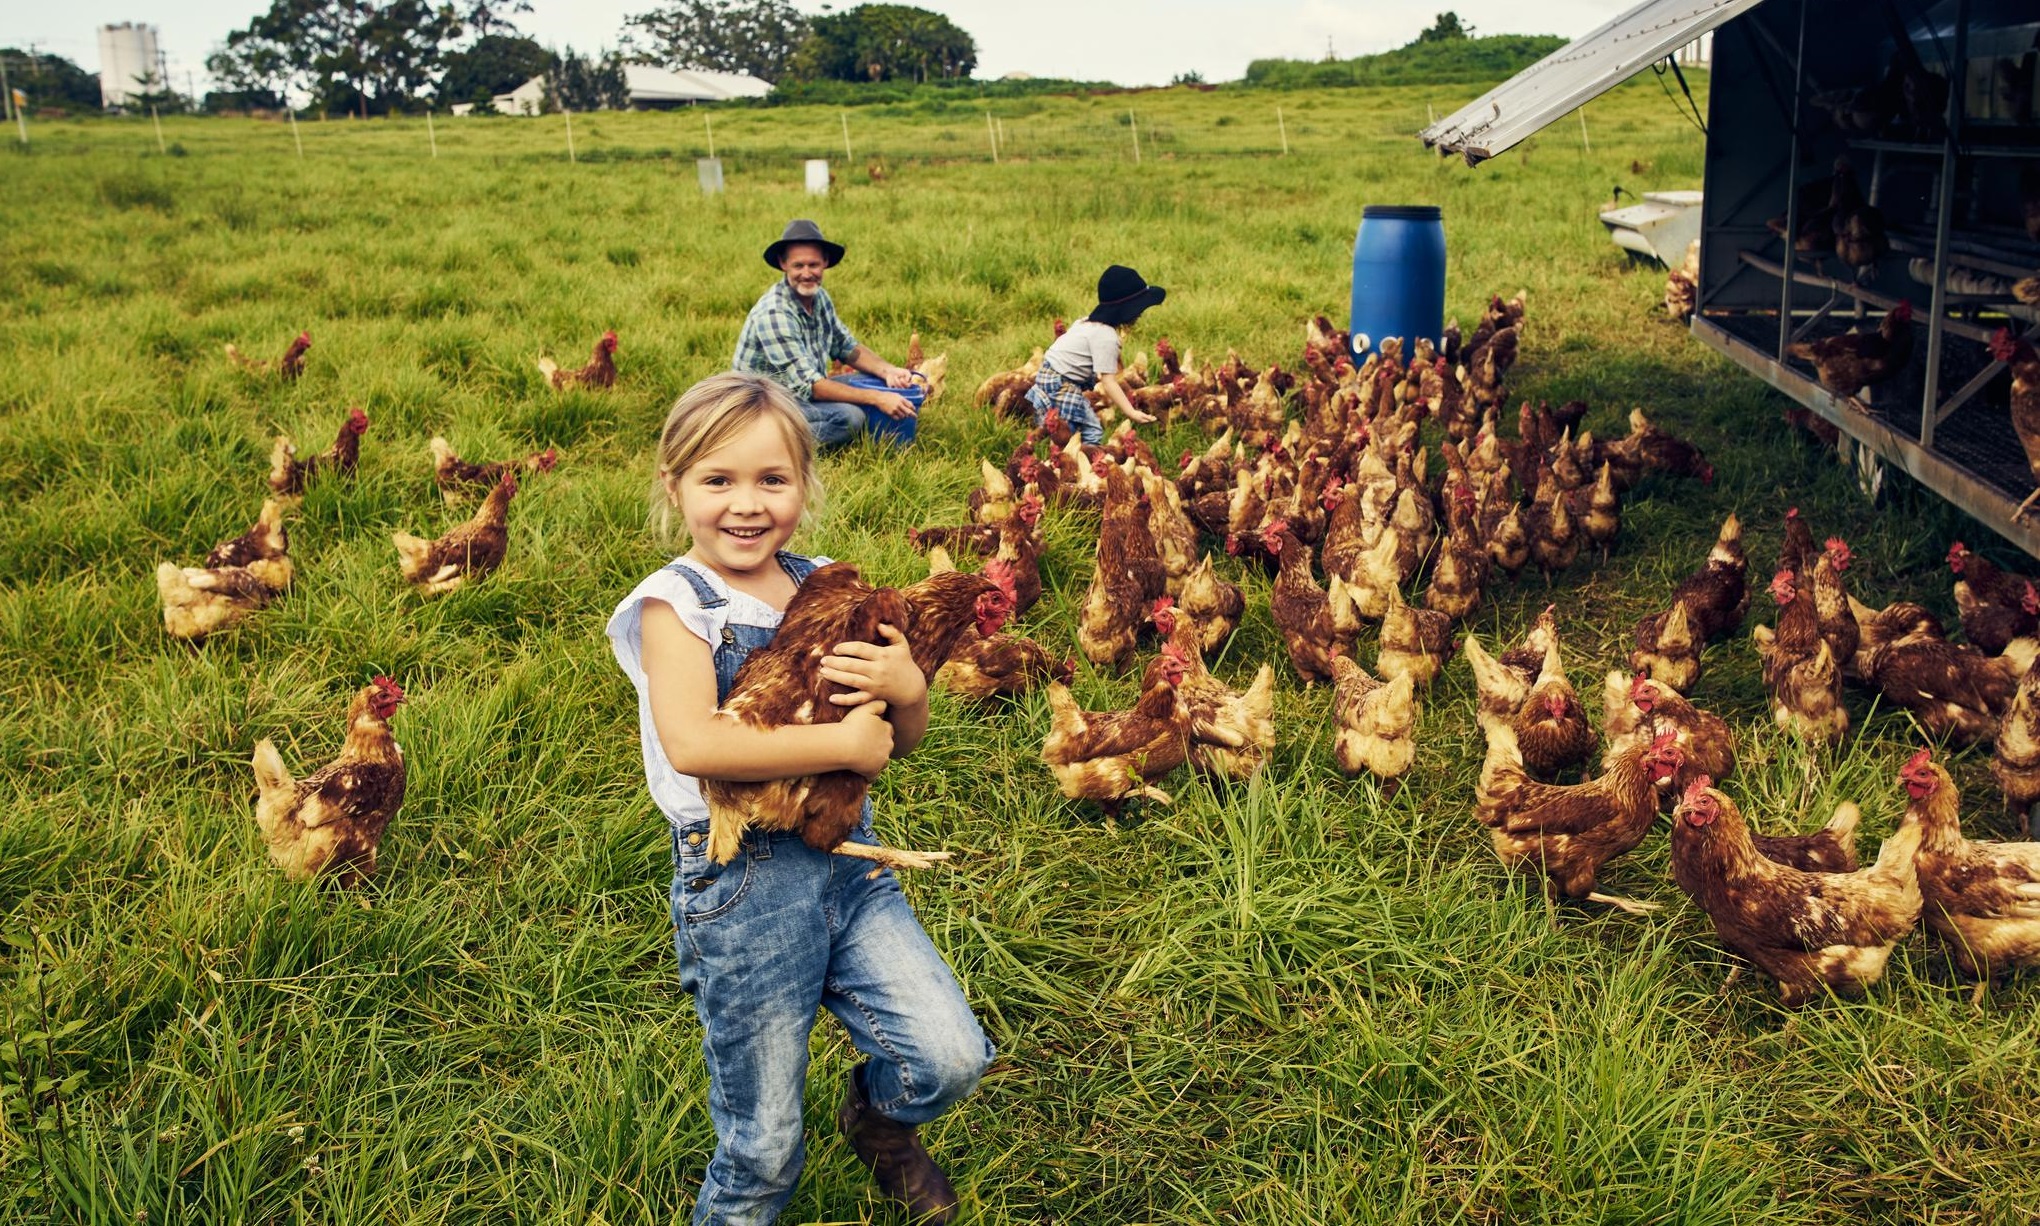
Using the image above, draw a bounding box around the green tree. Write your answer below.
[210,0,472,117]
[0,48,102,112]
[624,0,809,81]
[1417,12,1472,42]
[790,4,975,84]
[437,32,553,103]
[545,47,629,111]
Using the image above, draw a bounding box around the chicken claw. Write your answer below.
[832,841,955,871]
[1586,890,1661,915]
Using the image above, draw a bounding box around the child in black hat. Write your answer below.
[1024,265,1166,445]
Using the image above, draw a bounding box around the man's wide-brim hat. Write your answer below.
[764,219,845,269]
[1090,264,1166,326]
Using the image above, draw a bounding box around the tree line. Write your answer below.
[194,0,975,117]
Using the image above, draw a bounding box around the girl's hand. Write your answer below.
[822,624,927,708]
[1123,406,1157,425]
[838,700,895,776]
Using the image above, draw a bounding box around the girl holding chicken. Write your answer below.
[606,372,990,1225]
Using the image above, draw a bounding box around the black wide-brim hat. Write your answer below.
[1089,264,1166,326]
[763,219,845,269]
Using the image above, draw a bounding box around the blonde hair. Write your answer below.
[648,371,823,544]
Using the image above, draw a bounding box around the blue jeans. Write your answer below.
[799,400,866,449]
[672,818,993,1225]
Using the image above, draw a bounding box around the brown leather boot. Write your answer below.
[838,1062,960,1223]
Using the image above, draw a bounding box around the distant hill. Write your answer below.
[1243,34,1567,89]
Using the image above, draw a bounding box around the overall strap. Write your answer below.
[776,552,819,585]
[662,559,728,608]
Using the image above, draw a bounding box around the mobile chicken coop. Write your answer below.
[1421,0,2040,559]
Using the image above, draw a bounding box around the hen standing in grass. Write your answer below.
[251,677,408,885]
[1042,645,1194,811]
[1948,539,2040,653]
[1987,328,2040,521]
[1670,776,1921,1005]
[393,470,517,596]
[225,330,311,381]
[430,436,557,505]
[1475,724,1686,915]
[1901,750,2040,1000]
[539,329,619,390]
[270,407,369,497]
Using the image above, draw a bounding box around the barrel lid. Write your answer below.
[1362,205,1442,220]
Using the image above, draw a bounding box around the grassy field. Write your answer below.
[5,74,2040,1224]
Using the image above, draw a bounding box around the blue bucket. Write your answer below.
[1350,204,1446,359]
[838,373,925,448]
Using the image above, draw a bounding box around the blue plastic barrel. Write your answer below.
[1350,204,1446,360]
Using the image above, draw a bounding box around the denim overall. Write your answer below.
[663,554,994,1226]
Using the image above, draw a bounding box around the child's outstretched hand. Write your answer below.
[1123,406,1158,425]
[822,624,927,709]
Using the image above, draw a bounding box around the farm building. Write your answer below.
[485,65,772,116]
[1422,0,2040,561]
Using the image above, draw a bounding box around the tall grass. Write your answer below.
[2,74,2037,1223]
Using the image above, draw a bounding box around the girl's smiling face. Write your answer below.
[671,415,806,580]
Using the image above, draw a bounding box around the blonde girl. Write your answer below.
[606,372,990,1225]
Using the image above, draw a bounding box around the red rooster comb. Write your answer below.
[1630,671,1656,712]
[1823,537,1852,571]
[1682,774,1713,806]
[1769,568,1796,603]
[294,330,312,346]
[982,556,1017,598]
[1179,450,1196,473]
[1947,541,1968,572]
[600,329,619,351]
[346,406,370,433]
[1651,729,1681,751]
[368,675,407,717]
[1900,747,1939,798]
[1786,506,1799,520]
[536,447,560,471]
[1018,492,1044,525]
[1891,300,1914,323]
[2023,581,2038,617]
[1160,642,1190,671]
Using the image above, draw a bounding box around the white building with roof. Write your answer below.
[486,65,772,115]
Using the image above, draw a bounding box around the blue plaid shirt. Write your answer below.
[732,280,860,401]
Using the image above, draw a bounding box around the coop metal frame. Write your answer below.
[1423,0,2040,560]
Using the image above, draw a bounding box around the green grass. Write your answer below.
[4,73,2039,1223]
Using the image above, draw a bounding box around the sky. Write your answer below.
[11,0,1641,96]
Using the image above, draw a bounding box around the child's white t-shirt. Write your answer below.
[606,555,832,830]
[1040,319,1121,387]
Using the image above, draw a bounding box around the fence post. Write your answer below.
[1276,105,1288,155]
[1577,106,1590,152]
[150,103,166,154]
[986,110,998,163]
[706,112,715,159]
[426,107,437,157]
[288,107,303,158]
[841,109,852,162]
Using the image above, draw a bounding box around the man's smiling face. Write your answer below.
[779,243,828,301]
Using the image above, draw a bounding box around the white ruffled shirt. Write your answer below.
[606,555,832,830]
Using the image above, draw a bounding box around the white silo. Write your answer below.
[98,23,162,110]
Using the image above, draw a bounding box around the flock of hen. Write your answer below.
[177,298,2040,1005]
[167,328,617,884]
[894,294,2040,1005]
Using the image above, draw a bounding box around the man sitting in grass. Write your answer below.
[733,219,922,449]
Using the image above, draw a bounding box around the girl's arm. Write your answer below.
[641,600,895,780]
[822,622,930,758]
[1096,373,1156,424]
